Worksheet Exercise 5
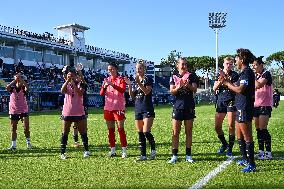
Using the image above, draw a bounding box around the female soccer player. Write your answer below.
[60,68,90,159]
[6,73,32,150]
[72,68,88,148]
[253,56,273,160]
[100,62,127,158]
[213,57,238,157]
[168,57,198,164]
[125,60,156,161]
[62,66,88,148]
[222,48,256,172]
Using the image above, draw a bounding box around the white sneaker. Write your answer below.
[150,150,156,160]
[83,151,90,158]
[121,147,127,158]
[185,155,194,163]
[168,155,177,164]
[121,152,127,158]
[108,147,116,157]
[60,154,67,160]
[264,152,272,160]
[27,143,32,149]
[256,150,265,160]
[7,146,16,150]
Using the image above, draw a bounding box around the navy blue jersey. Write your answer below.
[133,76,154,113]
[170,72,198,110]
[235,67,255,110]
[216,70,239,101]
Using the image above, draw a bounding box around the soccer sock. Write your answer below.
[186,147,191,156]
[263,129,272,152]
[228,134,235,152]
[144,132,156,151]
[238,139,247,160]
[118,127,127,148]
[73,134,79,143]
[246,141,255,166]
[257,129,265,151]
[26,137,31,144]
[11,140,16,147]
[80,133,89,151]
[60,133,68,154]
[218,134,228,147]
[108,127,116,148]
[172,148,178,156]
[138,132,146,156]
[122,147,127,153]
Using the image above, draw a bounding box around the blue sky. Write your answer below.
[1,0,283,64]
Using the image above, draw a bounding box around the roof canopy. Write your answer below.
[54,23,90,31]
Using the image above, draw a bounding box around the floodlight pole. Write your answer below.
[209,12,227,77]
[215,28,219,76]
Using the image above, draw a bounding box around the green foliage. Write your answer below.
[0,104,284,189]
[160,51,235,76]
[270,66,284,88]
[266,51,284,69]
[160,50,182,67]
[0,79,7,87]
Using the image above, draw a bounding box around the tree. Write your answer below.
[160,51,235,75]
[160,50,182,68]
[266,51,284,69]
[270,67,284,88]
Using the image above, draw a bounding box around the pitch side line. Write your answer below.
[188,156,236,189]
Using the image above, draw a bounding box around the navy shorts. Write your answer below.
[61,115,87,122]
[253,106,272,118]
[172,109,195,121]
[216,100,236,113]
[9,113,29,121]
[135,111,155,120]
[236,109,253,123]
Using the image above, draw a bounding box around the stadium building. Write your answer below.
[0,23,171,111]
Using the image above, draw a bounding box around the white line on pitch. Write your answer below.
[188,156,236,189]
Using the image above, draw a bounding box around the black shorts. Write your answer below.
[61,115,87,122]
[216,100,236,113]
[253,106,272,118]
[9,113,29,121]
[236,109,253,123]
[172,109,195,121]
[135,111,155,120]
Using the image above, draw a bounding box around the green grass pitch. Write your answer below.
[0,103,283,189]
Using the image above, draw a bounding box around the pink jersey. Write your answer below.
[254,70,273,107]
[172,71,191,85]
[62,83,85,116]
[9,86,28,114]
[102,76,126,111]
